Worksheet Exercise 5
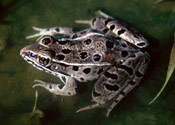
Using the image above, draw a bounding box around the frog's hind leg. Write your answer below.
[106,53,150,117]
[33,76,77,96]
[26,26,74,39]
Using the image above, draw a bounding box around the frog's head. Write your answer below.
[20,44,52,66]
[20,36,59,72]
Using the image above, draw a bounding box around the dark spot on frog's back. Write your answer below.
[104,19,112,26]
[121,51,128,57]
[80,30,87,34]
[119,65,133,75]
[72,34,78,38]
[110,25,115,30]
[73,66,79,71]
[80,52,88,59]
[121,43,127,48]
[106,40,114,48]
[80,77,84,81]
[118,29,126,35]
[104,71,118,80]
[102,28,109,33]
[137,42,146,47]
[49,84,52,89]
[105,83,119,91]
[56,54,65,60]
[61,49,71,54]
[55,27,60,32]
[83,68,91,74]
[84,39,91,45]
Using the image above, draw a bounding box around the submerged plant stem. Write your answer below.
[32,90,38,112]
[149,33,175,105]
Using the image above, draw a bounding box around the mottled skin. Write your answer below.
[20,11,150,116]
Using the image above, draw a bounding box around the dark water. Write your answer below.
[0,0,175,124]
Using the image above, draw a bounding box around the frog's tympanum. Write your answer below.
[20,11,150,116]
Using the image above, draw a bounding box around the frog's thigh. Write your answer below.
[76,66,123,113]
[92,67,129,105]
[106,55,149,116]
[33,76,77,96]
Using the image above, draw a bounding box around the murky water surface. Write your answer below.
[0,0,175,124]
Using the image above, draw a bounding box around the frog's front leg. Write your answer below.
[33,76,77,96]
[26,26,74,39]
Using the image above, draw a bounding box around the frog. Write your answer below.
[20,10,150,117]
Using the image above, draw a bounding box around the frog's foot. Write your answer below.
[97,10,113,19]
[76,103,100,113]
[75,10,113,25]
[26,26,74,39]
[75,20,91,25]
[33,78,77,96]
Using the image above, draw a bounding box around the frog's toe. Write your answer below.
[33,79,51,89]
[75,20,91,25]
[32,26,43,31]
[33,79,76,96]
[26,33,41,39]
[97,10,112,18]
[76,103,100,113]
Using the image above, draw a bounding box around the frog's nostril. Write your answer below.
[20,48,27,57]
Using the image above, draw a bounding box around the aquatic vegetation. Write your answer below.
[29,91,44,124]
[149,32,175,105]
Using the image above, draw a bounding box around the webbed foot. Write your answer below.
[33,78,77,96]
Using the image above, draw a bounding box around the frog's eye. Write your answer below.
[41,36,53,45]
[38,56,50,66]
